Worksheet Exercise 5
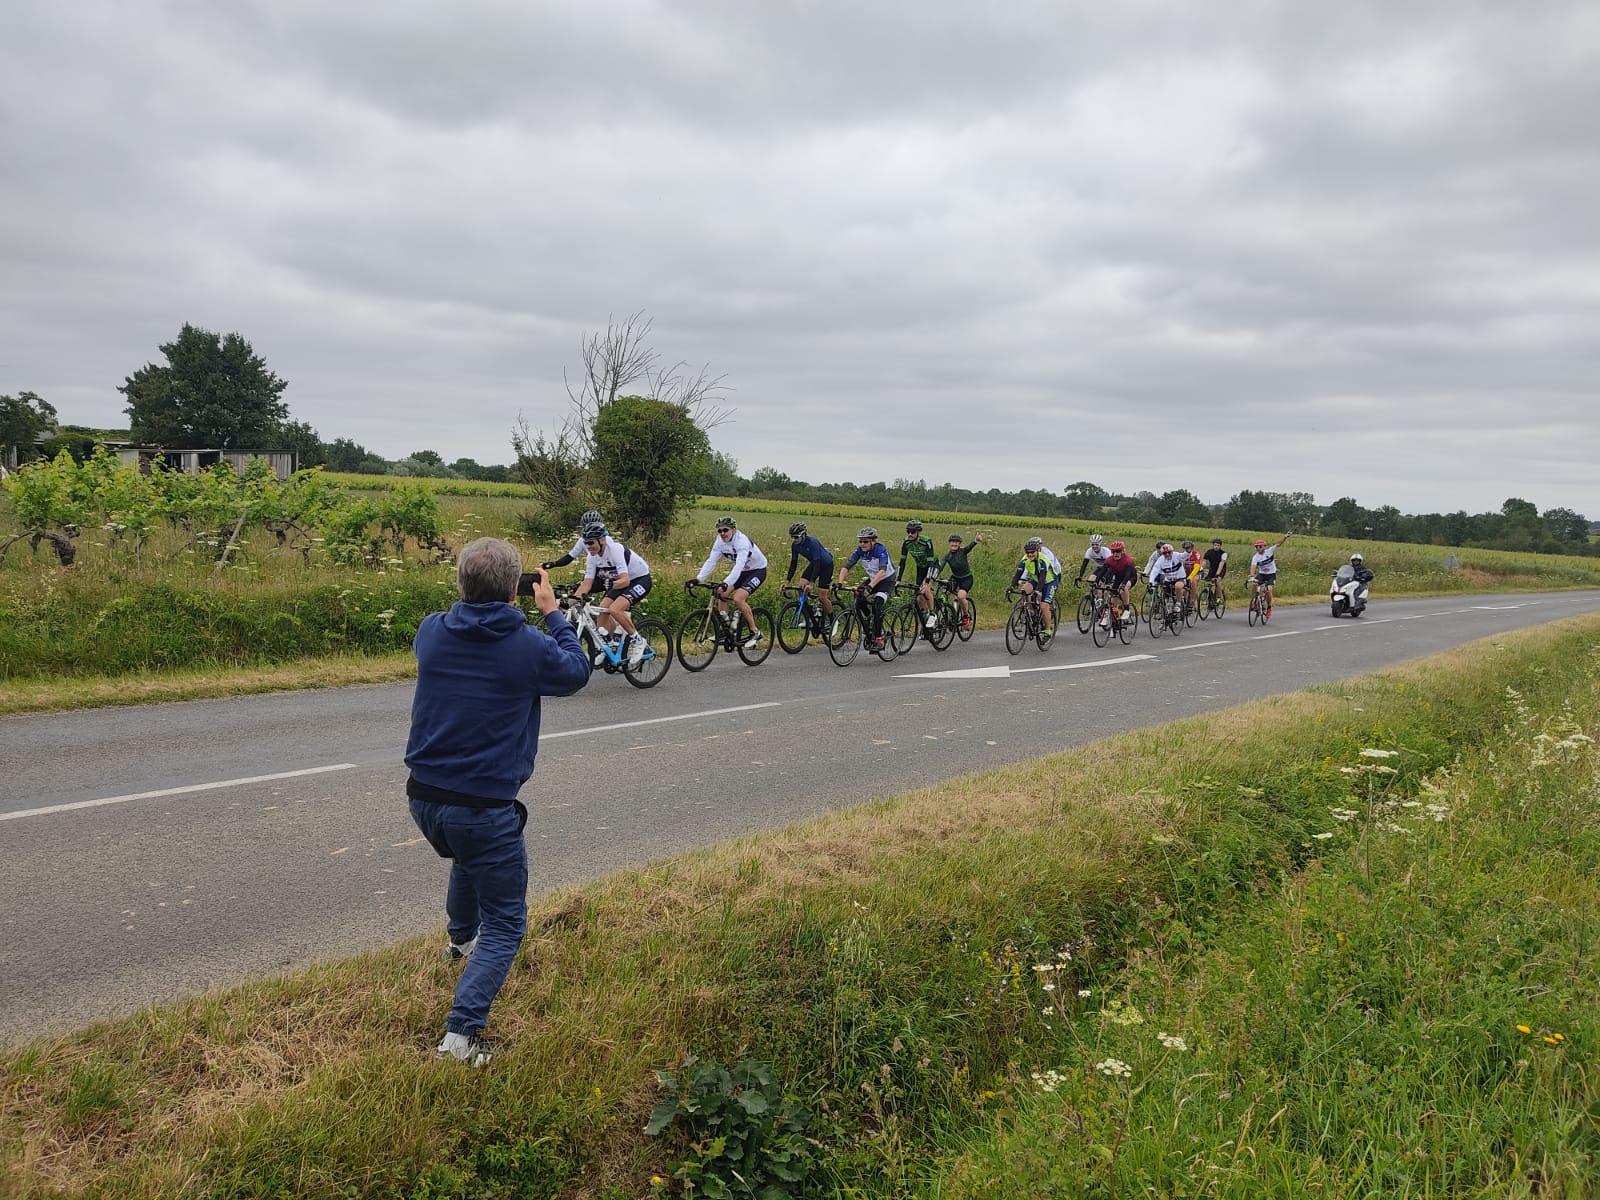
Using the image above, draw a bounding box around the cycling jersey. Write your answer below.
[1098,553,1138,586]
[1185,551,1202,577]
[583,539,649,589]
[1202,548,1228,579]
[697,531,768,588]
[941,540,979,579]
[1013,548,1062,586]
[1081,544,1111,566]
[1144,549,1164,577]
[1251,548,1279,577]
[900,535,938,572]
[1148,551,1189,585]
[844,541,895,584]
[786,535,833,580]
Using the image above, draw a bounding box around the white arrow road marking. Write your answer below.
[897,655,1153,681]
[0,764,360,823]
[543,701,783,740]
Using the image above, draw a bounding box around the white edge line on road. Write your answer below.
[1166,639,1232,651]
[1012,654,1155,674]
[0,764,361,824]
[543,701,783,740]
[1312,624,1342,630]
[1252,630,1301,640]
[1394,614,1428,621]
[1364,618,1395,624]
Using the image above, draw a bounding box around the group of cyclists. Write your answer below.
[541,510,1308,663]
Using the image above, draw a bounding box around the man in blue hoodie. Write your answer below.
[405,537,591,1065]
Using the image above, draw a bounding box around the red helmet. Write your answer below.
[1254,539,1267,548]
[1108,540,1125,552]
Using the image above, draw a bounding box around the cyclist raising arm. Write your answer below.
[939,532,983,631]
[1147,542,1191,611]
[1249,532,1292,616]
[784,522,835,624]
[541,509,606,573]
[1073,533,1110,585]
[1011,537,1062,640]
[898,519,941,630]
[692,517,769,646]
[838,527,896,652]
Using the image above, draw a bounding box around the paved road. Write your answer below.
[4,589,1598,1043]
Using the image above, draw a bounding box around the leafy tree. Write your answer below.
[1,391,59,463]
[449,458,514,483]
[276,419,326,469]
[699,450,742,495]
[324,437,389,474]
[121,324,289,448]
[1322,496,1367,538]
[40,432,98,464]
[1156,488,1210,525]
[389,455,460,479]
[1542,506,1591,545]
[590,396,710,541]
[1223,489,1282,533]
[748,466,797,496]
[408,449,444,467]
[1062,480,1109,518]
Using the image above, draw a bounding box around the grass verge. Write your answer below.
[3,619,1598,1198]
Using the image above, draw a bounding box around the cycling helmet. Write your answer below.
[581,524,607,542]
[858,526,878,540]
[579,509,604,528]
[1108,540,1125,552]
[788,522,807,538]
[948,533,962,543]
[1089,533,1102,546]
[1160,543,1173,553]
[1350,553,1364,563]
[715,516,737,531]
[1254,539,1268,549]
[906,519,923,534]
[1024,537,1043,552]
[1182,540,1195,550]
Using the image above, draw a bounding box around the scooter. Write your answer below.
[1329,565,1368,617]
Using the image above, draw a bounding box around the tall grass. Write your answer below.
[4,616,1597,1198]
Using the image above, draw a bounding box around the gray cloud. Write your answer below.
[2,1,1596,515]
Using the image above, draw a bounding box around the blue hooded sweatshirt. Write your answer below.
[405,601,590,802]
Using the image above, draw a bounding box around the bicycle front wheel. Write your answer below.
[828,612,861,666]
[623,618,673,689]
[1091,603,1112,647]
[886,603,918,656]
[737,608,775,665]
[776,600,809,654]
[1197,585,1212,621]
[1075,591,1095,635]
[1147,593,1166,639]
[676,609,720,671]
[1117,605,1136,645]
[1183,593,1198,627]
[956,597,978,641]
[1247,593,1260,627]
[1004,601,1029,655]
[930,601,957,650]
[1212,589,1227,619]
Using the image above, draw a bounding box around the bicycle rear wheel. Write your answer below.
[1147,593,1166,639]
[737,608,775,665]
[622,617,672,689]
[828,612,861,666]
[676,609,720,671]
[930,600,957,650]
[956,597,978,641]
[1004,601,1029,655]
[1212,589,1227,619]
[776,600,809,654]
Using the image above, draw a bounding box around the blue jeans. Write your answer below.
[409,798,529,1035]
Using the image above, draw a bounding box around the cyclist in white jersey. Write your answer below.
[1146,542,1192,611]
[1248,532,1292,615]
[573,524,652,665]
[1073,533,1111,586]
[692,517,769,645]
[541,510,606,574]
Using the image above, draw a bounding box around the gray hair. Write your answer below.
[457,537,523,603]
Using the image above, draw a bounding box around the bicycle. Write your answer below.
[775,584,836,654]
[888,581,939,656]
[676,580,775,671]
[549,586,672,689]
[920,576,972,650]
[1090,589,1138,648]
[942,575,979,642]
[827,582,897,666]
[1003,587,1055,654]
[1247,576,1273,626]
[1197,576,1227,620]
[1146,580,1185,639]
[1073,578,1110,635]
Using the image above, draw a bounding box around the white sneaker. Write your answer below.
[741,629,762,646]
[436,1031,495,1067]
[924,615,937,628]
[627,634,646,666]
[442,934,479,962]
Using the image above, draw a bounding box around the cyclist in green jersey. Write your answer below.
[899,519,941,630]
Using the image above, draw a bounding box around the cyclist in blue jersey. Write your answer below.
[1011,537,1062,640]
[837,526,896,652]
[784,522,835,626]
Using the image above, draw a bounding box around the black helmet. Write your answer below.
[1182,540,1195,550]
[715,516,736,531]
[789,522,807,538]
[858,526,878,540]
[581,524,607,542]
[906,519,923,534]
[579,509,604,528]
[1024,537,1043,552]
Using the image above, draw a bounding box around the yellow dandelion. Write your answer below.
[1542,1036,1560,1046]
[1517,1024,1532,1034]
[1553,1033,1565,1042]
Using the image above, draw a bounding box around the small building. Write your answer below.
[118,447,298,480]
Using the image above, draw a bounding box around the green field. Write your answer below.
[5,616,1597,1197]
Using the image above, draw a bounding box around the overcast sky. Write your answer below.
[4,1,1597,516]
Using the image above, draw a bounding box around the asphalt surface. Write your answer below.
[4,588,1598,1044]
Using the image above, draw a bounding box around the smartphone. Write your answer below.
[515,570,543,596]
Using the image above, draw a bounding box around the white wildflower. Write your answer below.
[1359,748,1400,759]
[1078,988,1093,998]
[1312,832,1335,840]
[1158,1032,1188,1051]
[1095,1058,1132,1078]
[1032,1069,1067,1092]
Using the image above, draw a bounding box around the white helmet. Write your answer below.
[1350,553,1364,563]
[1089,533,1102,546]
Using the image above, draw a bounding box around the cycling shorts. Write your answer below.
[1253,570,1277,584]
[800,557,833,584]
[731,568,766,594]
[605,575,651,604]
[948,574,974,594]
[913,563,935,586]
